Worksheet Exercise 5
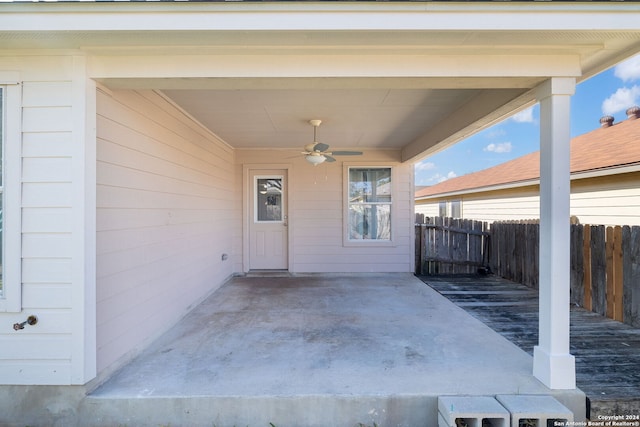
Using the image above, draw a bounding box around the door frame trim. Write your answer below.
[242,163,293,273]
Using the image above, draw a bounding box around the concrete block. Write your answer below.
[496,395,573,427]
[439,396,510,427]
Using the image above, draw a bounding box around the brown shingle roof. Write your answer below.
[415,113,640,199]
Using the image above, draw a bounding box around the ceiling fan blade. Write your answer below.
[324,155,337,162]
[331,151,363,156]
[314,142,330,153]
[304,143,318,153]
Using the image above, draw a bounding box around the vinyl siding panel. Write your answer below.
[415,203,439,218]
[570,173,640,226]
[415,171,640,226]
[0,56,78,385]
[22,158,73,183]
[22,132,73,158]
[22,106,73,133]
[462,190,540,223]
[0,362,71,385]
[21,284,72,310]
[96,89,236,375]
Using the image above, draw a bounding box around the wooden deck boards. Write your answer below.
[420,274,640,418]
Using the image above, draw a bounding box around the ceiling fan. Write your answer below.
[302,119,363,165]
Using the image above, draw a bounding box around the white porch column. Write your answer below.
[533,77,576,390]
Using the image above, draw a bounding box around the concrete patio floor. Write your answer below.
[81,273,585,426]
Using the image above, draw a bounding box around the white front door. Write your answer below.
[249,170,288,270]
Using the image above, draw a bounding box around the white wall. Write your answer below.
[462,188,541,223]
[0,56,82,384]
[570,172,640,226]
[236,149,414,273]
[415,172,640,227]
[96,89,237,374]
[414,203,439,219]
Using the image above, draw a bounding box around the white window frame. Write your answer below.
[343,163,395,247]
[0,73,22,313]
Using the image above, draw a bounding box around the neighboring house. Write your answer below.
[415,108,640,226]
[1,1,639,399]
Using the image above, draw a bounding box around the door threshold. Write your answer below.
[245,270,291,278]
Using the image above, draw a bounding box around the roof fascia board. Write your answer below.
[2,3,640,33]
[416,163,640,201]
[87,54,580,80]
[416,179,541,201]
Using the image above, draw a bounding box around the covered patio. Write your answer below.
[81,274,585,426]
[2,4,640,426]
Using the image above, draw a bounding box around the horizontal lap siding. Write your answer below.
[417,174,640,227]
[0,60,75,384]
[96,89,236,374]
[415,203,439,218]
[299,157,412,272]
[463,194,540,223]
[237,149,412,273]
[571,173,640,226]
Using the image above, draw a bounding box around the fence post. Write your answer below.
[606,226,615,319]
[623,226,640,327]
[591,225,607,316]
[570,224,584,307]
[583,225,592,311]
[614,226,624,322]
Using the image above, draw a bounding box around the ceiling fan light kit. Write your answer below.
[302,119,363,166]
[306,154,326,165]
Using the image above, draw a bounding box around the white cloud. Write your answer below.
[415,161,436,171]
[483,142,512,153]
[511,107,535,123]
[614,54,640,82]
[432,171,457,183]
[602,85,640,115]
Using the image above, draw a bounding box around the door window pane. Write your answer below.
[256,178,282,222]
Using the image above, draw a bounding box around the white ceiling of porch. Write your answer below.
[161,87,482,151]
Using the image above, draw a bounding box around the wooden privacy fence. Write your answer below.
[571,224,640,326]
[489,221,540,290]
[415,216,640,327]
[414,214,489,275]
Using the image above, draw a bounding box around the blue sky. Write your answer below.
[414,53,640,186]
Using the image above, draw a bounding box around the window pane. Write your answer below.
[256,178,282,222]
[349,168,391,203]
[348,204,391,240]
[451,200,461,218]
[438,201,447,217]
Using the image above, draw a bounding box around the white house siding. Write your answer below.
[236,149,414,273]
[415,172,640,227]
[96,89,236,375]
[415,187,541,224]
[461,187,541,223]
[0,55,79,384]
[415,203,439,219]
[570,172,640,226]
